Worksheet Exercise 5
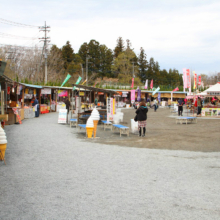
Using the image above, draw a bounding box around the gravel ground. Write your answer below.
[1,112,220,220]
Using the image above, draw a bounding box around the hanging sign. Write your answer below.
[7,87,10,94]
[58,109,67,123]
[41,88,51,94]
[122,92,128,97]
[79,92,85,96]
[58,90,68,97]
[12,108,22,124]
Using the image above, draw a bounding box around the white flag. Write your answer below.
[144,79,148,89]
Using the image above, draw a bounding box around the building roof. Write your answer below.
[72,84,118,94]
[0,74,14,84]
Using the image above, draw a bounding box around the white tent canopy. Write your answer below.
[197,82,220,96]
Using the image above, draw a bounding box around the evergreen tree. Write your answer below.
[138,47,148,82]
[114,37,125,58]
[61,41,74,69]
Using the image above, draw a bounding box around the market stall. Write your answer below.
[197,83,220,117]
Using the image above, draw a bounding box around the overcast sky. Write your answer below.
[1,0,220,75]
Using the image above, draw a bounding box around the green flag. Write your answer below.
[73,76,82,91]
[61,74,71,87]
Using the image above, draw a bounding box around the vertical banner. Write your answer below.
[198,76,201,86]
[183,68,187,89]
[131,89,135,103]
[173,87,179,92]
[137,89,141,102]
[73,76,82,91]
[193,71,197,89]
[144,79,148,89]
[131,78,134,88]
[152,87,160,96]
[150,80,153,90]
[112,98,115,115]
[158,93,161,103]
[61,74,71,87]
[186,69,190,89]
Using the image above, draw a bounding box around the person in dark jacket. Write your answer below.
[32,96,39,117]
[135,101,148,137]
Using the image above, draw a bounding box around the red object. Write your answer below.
[198,76,201,86]
[7,87,10,94]
[131,78,134,88]
[150,80,153,89]
[172,87,179,92]
[194,99,198,107]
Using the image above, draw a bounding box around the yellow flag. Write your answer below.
[81,79,87,85]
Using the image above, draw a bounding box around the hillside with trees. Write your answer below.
[0,37,219,90]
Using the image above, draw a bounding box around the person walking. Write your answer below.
[168,99,171,109]
[154,98,158,112]
[178,98,184,116]
[65,98,70,123]
[197,97,202,116]
[135,101,148,137]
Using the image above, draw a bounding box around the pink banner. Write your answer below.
[186,69,191,89]
[198,76,201,86]
[173,87,179,92]
[131,78,134,88]
[150,80,153,89]
[131,90,135,103]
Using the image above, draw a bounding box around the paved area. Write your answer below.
[1,112,220,219]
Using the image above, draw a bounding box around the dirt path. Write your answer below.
[77,107,220,152]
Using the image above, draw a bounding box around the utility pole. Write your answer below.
[39,21,50,85]
[132,62,135,77]
[81,64,84,81]
[86,51,90,86]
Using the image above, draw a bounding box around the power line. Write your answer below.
[0,18,39,28]
[0,32,38,40]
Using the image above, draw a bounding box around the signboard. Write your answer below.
[79,92,85,96]
[58,90,68,97]
[12,108,22,124]
[41,88,51,94]
[207,92,220,96]
[58,109,67,123]
[107,97,113,121]
[122,92,128,97]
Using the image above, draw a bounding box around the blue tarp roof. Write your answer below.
[19,83,43,89]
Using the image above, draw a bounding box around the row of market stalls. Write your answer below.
[0,73,189,125]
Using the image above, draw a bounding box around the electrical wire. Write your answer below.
[0,18,39,28]
[0,32,38,40]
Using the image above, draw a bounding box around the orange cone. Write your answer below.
[86,127,94,138]
[0,143,7,160]
[93,120,99,138]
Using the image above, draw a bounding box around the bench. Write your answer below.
[176,117,197,124]
[77,124,87,136]
[112,124,129,137]
[102,120,112,131]
[70,118,77,128]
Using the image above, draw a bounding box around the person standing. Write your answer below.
[135,101,148,137]
[154,98,158,112]
[94,96,98,106]
[197,97,202,116]
[178,98,184,116]
[168,99,171,109]
[32,96,39,117]
[65,98,70,123]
